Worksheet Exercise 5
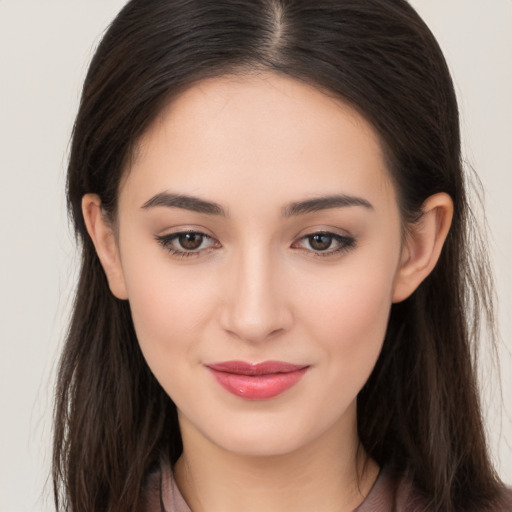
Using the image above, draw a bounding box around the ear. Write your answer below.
[81,194,128,300]
[392,192,453,303]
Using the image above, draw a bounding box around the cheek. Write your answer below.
[119,249,216,374]
[299,255,397,390]
[328,274,392,344]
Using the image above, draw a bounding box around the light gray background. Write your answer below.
[0,1,510,511]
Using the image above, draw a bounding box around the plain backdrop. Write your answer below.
[0,1,511,511]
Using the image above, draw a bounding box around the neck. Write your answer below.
[174,406,379,512]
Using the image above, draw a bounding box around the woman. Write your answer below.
[53,1,512,511]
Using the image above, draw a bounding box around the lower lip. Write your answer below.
[207,367,308,400]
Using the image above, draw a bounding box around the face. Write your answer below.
[104,73,406,456]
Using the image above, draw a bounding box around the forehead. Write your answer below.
[122,72,396,212]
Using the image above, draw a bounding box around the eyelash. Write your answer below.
[292,232,356,257]
[155,230,356,258]
[155,231,219,258]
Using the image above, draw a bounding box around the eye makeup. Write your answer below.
[292,231,356,257]
[155,229,356,260]
[155,231,220,258]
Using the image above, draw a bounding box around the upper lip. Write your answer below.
[206,360,308,376]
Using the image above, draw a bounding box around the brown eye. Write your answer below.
[178,232,204,250]
[155,231,218,257]
[292,231,356,257]
[308,233,333,251]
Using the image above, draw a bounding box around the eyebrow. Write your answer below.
[282,194,373,217]
[141,191,373,217]
[141,192,226,216]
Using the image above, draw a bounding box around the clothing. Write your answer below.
[141,461,426,512]
[140,460,512,512]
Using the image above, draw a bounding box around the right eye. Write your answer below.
[155,231,220,257]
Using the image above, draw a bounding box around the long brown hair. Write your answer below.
[53,1,504,510]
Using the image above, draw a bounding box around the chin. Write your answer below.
[194,411,333,459]
[213,430,310,458]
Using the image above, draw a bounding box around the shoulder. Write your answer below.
[354,467,429,512]
[356,468,512,512]
[139,462,163,512]
[139,457,191,512]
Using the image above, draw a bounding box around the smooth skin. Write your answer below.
[83,72,453,512]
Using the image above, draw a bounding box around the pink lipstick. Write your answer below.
[206,361,308,400]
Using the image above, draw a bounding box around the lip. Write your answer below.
[206,361,309,400]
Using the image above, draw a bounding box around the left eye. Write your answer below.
[294,232,355,255]
[307,233,335,251]
[155,231,218,256]
[175,232,206,250]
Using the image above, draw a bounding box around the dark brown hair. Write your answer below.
[54,1,505,510]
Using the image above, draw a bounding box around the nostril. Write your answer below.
[221,306,291,344]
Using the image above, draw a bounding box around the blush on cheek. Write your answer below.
[303,270,393,390]
[126,267,212,361]
[307,273,392,341]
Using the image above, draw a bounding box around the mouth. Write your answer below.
[205,361,309,400]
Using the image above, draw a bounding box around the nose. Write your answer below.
[220,247,292,344]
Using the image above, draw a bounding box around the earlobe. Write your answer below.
[81,194,128,300]
[392,193,454,303]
